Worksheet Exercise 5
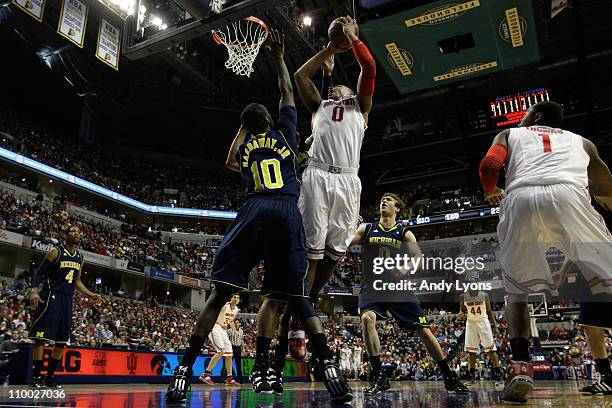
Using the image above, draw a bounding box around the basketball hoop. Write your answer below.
[212,16,269,77]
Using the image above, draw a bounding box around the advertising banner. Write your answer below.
[149,267,175,281]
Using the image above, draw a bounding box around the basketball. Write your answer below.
[328,17,358,50]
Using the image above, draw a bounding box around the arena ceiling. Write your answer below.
[0,0,610,184]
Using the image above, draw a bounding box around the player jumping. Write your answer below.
[459,287,504,385]
[165,29,352,404]
[198,293,240,385]
[28,226,102,388]
[269,16,376,392]
[479,101,612,403]
[350,193,469,395]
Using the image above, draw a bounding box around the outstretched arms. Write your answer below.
[341,17,376,121]
[270,29,294,109]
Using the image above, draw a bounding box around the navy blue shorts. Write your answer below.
[211,195,308,300]
[359,299,429,330]
[28,291,73,344]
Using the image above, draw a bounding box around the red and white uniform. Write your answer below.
[209,302,239,356]
[339,346,352,371]
[299,96,364,260]
[352,345,363,371]
[498,126,612,295]
[463,291,496,352]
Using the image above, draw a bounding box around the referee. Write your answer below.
[227,319,244,383]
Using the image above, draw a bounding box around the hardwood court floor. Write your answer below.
[0,380,610,407]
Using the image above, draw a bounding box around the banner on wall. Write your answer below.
[180,276,199,287]
[96,18,120,70]
[126,261,145,273]
[0,230,24,246]
[149,267,175,281]
[36,346,309,379]
[57,0,88,48]
[31,239,55,252]
[12,0,45,21]
[82,250,111,267]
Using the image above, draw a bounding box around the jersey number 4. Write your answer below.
[65,270,75,284]
[251,158,284,190]
[538,133,552,153]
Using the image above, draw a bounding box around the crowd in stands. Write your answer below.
[1,107,492,222]
[0,191,219,279]
[2,278,610,383]
[0,107,244,211]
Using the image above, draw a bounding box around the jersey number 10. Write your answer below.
[251,159,284,190]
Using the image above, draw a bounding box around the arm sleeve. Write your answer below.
[479,144,508,192]
[351,39,376,96]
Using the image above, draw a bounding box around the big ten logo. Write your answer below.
[43,349,81,373]
[93,351,107,374]
[126,353,138,374]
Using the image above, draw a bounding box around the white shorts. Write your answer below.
[498,183,612,295]
[208,324,233,356]
[340,359,351,370]
[352,360,362,371]
[464,319,496,352]
[298,166,362,261]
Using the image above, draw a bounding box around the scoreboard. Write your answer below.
[490,87,551,127]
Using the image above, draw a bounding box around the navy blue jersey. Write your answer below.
[44,244,83,296]
[237,105,300,200]
[361,221,406,291]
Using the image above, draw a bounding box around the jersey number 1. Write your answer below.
[538,133,552,153]
[251,159,284,190]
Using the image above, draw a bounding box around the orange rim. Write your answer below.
[212,16,269,47]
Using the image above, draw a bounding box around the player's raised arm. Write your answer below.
[583,138,612,198]
[295,45,340,113]
[269,29,293,109]
[226,126,249,172]
[341,16,376,121]
[479,129,510,205]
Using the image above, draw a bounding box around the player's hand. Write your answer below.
[268,28,285,60]
[29,290,42,309]
[340,16,359,41]
[91,293,104,304]
[484,187,504,205]
[321,51,334,75]
[357,215,363,226]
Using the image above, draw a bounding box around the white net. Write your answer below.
[212,16,268,77]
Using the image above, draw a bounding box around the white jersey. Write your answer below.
[340,347,352,361]
[309,96,366,169]
[505,126,589,194]
[464,291,488,322]
[352,346,362,363]
[216,303,239,327]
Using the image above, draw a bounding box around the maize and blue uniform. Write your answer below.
[29,244,83,344]
[358,221,428,330]
[210,105,308,300]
